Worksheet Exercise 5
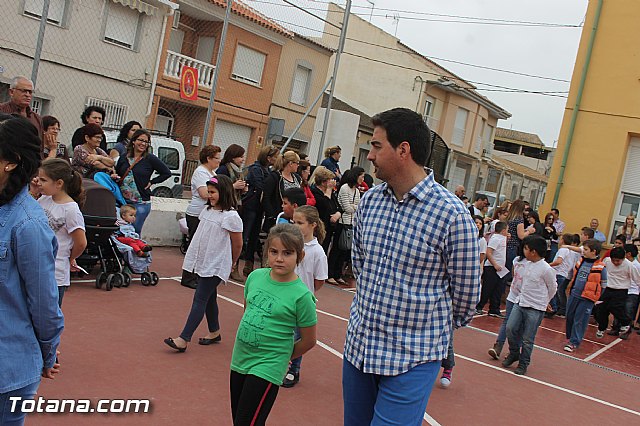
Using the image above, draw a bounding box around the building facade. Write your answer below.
[0,0,172,144]
[541,0,640,242]
[147,0,291,163]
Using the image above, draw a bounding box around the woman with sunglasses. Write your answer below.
[115,129,171,234]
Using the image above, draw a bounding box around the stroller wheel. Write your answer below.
[150,272,159,286]
[123,273,131,287]
[113,273,124,288]
[141,272,152,286]
[105,274,115,291]
[95,272,105,289]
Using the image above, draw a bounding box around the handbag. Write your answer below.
[338,225,353,251]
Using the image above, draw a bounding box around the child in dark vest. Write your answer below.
[563,239,607,352]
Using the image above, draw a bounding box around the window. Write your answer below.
[168,29,184,53]
[24,0,67,25]
[158,147,180,170]
[486,168,500,193]
[232,45,266,86]
[86,97,129,129]
[423,96,434,117]
[452,107,468,147]
[104,2,142,49]
[196,36,216,64]
[290,64,311,106]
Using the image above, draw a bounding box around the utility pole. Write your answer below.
[202,0,233,147]
[316,0,352,165]
[31,0,51,87]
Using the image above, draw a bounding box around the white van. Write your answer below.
[104,130,185,198]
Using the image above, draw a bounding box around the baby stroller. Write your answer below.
[111,232,158,287]
[177,213,190,254]
[76,179,158,290]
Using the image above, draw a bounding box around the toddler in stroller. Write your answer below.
[116,205,153,257]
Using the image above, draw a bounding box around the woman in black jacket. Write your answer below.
[261,150,301,229]
[241,145,279,276]
[115,129,171,234]
[310,166,341,253]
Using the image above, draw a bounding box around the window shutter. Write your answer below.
[621,139,640,194]
[232,45,266,85]
[213,120,253,155]
[24,0,66,24]
[290,65,311,105]
[105,3,139,48]
[452,108,468,146]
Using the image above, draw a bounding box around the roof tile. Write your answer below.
[207,0,293,37]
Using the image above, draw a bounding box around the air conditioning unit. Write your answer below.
[172,10,181,29]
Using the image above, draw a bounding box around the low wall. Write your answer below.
[140,197,190,246]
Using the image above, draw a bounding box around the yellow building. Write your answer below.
[541,0,640,242]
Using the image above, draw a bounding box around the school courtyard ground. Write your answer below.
[30,247,640,425]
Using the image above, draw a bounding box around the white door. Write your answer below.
[213,120,252,155]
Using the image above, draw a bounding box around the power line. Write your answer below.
[247,0,582,28]
[269,17,571,94]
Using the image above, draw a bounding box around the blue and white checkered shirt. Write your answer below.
[344,171,481,375]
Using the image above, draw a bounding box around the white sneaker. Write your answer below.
[596,330,604,338]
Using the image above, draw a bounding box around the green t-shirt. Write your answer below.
[231,268,317,385]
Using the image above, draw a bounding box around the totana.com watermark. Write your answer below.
[10,397,151,414]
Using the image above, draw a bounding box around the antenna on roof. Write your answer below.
[385,13,400,36]
[366,0,375,22]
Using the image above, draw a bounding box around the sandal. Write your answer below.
[164,337,186,353]
[198,335,222,345]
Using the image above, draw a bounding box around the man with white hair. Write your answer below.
[454,185,465,200]
[0,76,44,140]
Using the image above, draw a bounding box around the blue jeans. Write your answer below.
[565,295,594,347]
[179,276,222,342]
[131,202,151,235]
[506,305,544,367]
[343,358,439,426]
[290,328,302,373]
[58,286,66,307]
[551,275,568,314]
[497,300,521,347]
[441,334,455,370]
[549,242,559,264]
[0,380,40,426]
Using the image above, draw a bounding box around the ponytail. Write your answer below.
[40,158,85,207]
[295,205,326,244]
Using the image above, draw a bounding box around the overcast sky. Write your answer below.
[247,0,588,147]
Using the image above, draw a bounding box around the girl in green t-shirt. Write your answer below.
[230,224,317,425]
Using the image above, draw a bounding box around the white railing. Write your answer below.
[164,50,215,89]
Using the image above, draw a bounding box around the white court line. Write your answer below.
[455,353,640,417]
[538,325,606,347]
[584,338,623,362]
[466,325,582,361]
[219,282,441,426]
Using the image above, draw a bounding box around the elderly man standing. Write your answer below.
[343,108,480,426]
[454,184,465,200]
[0,76,44,140]
[590,218,607,242]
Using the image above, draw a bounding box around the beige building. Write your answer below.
[321,3,510,191]
[0,0,174,144]
[267,33,333,152]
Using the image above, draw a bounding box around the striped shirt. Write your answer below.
[344,171,481,375]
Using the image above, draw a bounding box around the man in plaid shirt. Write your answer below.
[343,108,480,426]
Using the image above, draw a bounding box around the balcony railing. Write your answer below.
[164,50,215,89]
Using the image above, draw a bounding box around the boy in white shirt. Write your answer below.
[597,246,640,339]
[503,235,557,375]
[476,221,509,317]
[610,244,640,336]
[548,234,581,317]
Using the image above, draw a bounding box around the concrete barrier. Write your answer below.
[140,197,190,246]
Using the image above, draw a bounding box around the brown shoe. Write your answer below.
[242,260,254,278]
[230,266,245,283]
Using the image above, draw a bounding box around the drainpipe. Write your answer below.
[146,1,180,118]
[552,0,603,208]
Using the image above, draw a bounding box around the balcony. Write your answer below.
[164,50,215,89]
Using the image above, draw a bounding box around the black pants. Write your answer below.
[181,215,200,288]
[328,224,350,279]
[477,266,504,314]
[596,288,631,331]
[242,206,263,263]
[179,276,221,342]
[230,371,279,426]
